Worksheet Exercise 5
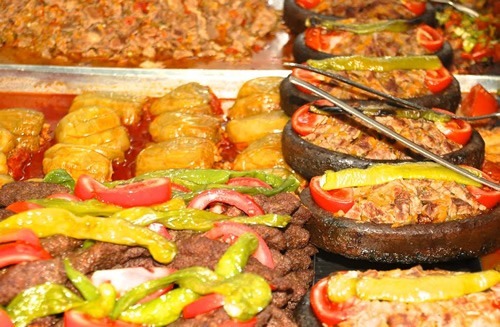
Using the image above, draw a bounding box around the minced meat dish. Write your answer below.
[0,0,281,67]
[302,115,462,160]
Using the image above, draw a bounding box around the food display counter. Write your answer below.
[0,0,498,326]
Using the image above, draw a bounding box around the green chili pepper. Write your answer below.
[306,17,411,33]
[322,162,482,190]
[210,273,272,322]
[215,233,258,279]
[111,266,220,319]
[119,288,199,326]
[394,109,452,122]
[6,283,83,327]
[30,198,123,216]
[127,169,300,196]
[75,283,117,319]
[0,208,177,264]
[307,55,443,72]
[64,259,100,301]
[43,169,75,190]
[229,214,290,228]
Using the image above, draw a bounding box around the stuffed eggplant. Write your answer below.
[280,56,462,117]
[300,163,500,263]
[295,266,500,327]
[284,0,436,34]
[293,19,453,67]
[282,102,485,179]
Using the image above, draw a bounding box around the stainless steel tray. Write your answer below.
[0,65,498,99]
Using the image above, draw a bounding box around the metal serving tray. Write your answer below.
[0,65,498,98]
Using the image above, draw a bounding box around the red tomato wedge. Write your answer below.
[463,166,500,209]
[304,28,343,53]
[433,109,472,145]
[309,176,354,214]
[0,308,14,327]
[74,175,172,208]
[460,84,498,119]
[425,67,453,94]
[0,229,52,269]
[416,25,444,52]
[64,310,141,327]
[291,102,329,136]
[204,221,275,269]
[226,177,273,189]
[291,67,323,94]
[310,277,353,326]
[0,228,41,247]
[402,0,426,16]
[188,189,264,216]
[182,293,225,319]
[295,0,321,9]
[5,201,43,213]
[0,228,51,269]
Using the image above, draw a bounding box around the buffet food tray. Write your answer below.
[0,64,498,97]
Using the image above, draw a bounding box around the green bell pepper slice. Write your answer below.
[307,55,443,72]
[29,198,123,216]
[0,208,177,264]
[119,288,199,326]
[215,233,258,279]
[6,283,83,327]
[64,259,100,301]
[306,18,411,33]
[43,169,75,190]
[322,162,482,190]
[74,283,117,319]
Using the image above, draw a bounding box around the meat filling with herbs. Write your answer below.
[303,115,462,160]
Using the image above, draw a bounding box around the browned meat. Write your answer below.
[0,0,280,67]
[0,181,69,207]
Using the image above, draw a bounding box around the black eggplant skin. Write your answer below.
[292,33,454,68]
[281,121,485,180]
[283,0,437,34]
[300,188,500,264]
[279,73,462,116]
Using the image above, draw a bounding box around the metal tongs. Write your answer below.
[285,62,500,121]
[429,0,480,18]
[284,64,500,191]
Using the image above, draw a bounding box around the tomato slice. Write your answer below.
[291,102,328,136]
[226,177,273,189]
[460,84,498,119]
[291,67,323,94]
[204,221,275,269]
[310,277,351,326]
[74,175,172,208]
[309,176,354,214]
[425,67,453,94]
[416,25,444,52]
[295,0,321,9]
[0,242,52,269]
[0,308,13,327]
[188,189,264,216]
[0,228,41,247]
[401,0,426,16]
[5,201,43,213]
[182,293,225,319]
[482,160,500,182]
[433,109,472,145]
[64,310,141,327]
[462,166,500,209]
